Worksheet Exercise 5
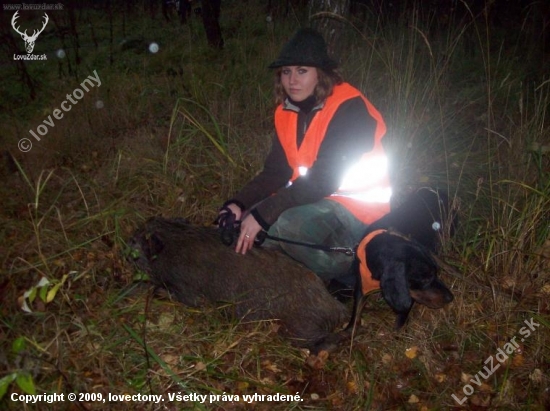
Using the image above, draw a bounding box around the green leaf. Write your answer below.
[46,275,68,303]
[11,337,26,354]
[15,372,36,395]
[38,285,48,302]
[0,374,17,401]
[27,286,37,303]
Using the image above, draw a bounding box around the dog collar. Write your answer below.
[357,229,387,295]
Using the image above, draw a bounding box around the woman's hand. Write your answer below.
[236,214,263,255]
[224,203,243,222]
[217,203,243,227]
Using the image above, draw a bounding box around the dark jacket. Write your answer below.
[232,94,377,228]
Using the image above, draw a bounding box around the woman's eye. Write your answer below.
[298,68,307,74]
[282,69,290,75]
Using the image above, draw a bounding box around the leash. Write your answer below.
[255,230,356,256]
[215,210,355,256]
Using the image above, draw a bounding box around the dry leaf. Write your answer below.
[435,373,446,383]
[161,354,179,366]
[529,368,543,383]
[382,353,392,364]
[306,350,329,369]
[237,381,249,390]
[262,360,281,373]
[261,377,275,385]
[470,394,491,407]
[347,381,358,394]
[541,284,550,295]
[408,394,419,403]
[194,361,207,371]
[461,372,473,383]
[157,312,174,328]
[512,354,524,367]
[501,276,516,289]
[405,346,419,359]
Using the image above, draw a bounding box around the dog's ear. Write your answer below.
[378,259,413,317]
[394,305,413,329]
[405,242,438,288]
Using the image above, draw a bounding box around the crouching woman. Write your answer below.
[218,28,392,286]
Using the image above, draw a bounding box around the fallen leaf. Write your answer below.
[405,346,419,359]
[347,380,357,394]
[382,353,392,364]
[461,372,473,383]
[512,354,524,367]
[529,368,543,383]
[408,394,419,403]
[306,350,329,369]
[501,276,516,289]
[237,381,249,390]
[435,373,446,383]
[161,354,179,366]
[194,361,206,371]
[262,360,281,373]
[470,394,491,407]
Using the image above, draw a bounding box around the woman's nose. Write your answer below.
[288,71,296,84]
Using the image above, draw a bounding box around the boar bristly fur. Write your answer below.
[128,217,348,351]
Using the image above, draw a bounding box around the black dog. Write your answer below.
[347,188,455,331]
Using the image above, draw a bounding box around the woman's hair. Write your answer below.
[273,67,344,105]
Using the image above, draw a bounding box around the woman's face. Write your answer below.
[280,66,319,102]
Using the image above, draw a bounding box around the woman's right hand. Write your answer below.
[226,203,243,221]
[217,202,243,228]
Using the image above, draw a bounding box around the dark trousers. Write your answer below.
[265,199,367,285]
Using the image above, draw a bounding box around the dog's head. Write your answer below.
[367,187,457,252]
[363,231,454,328]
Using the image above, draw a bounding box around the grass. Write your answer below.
[1,0,549,409]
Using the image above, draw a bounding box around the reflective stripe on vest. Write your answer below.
[275,82,391,224]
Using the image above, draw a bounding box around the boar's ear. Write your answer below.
[379,260,413,316]
[144,232,165,259]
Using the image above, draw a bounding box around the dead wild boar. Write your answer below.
[127,217,348,351]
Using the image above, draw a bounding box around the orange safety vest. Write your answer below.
[275,82,391,224]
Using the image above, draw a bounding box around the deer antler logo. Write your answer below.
[11,11,49,54]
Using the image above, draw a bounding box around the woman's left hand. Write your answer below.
[236,214,263,255]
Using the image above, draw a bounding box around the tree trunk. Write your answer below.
[308,0,350,57]
[202,0,224,49]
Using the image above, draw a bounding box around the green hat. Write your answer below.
[268,28,338,70]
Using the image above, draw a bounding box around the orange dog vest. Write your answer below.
[356,229,387,295]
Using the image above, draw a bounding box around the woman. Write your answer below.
[218,28,391,286]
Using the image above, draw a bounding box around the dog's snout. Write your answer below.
[410,280,453,309]
[443,287,454,304]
